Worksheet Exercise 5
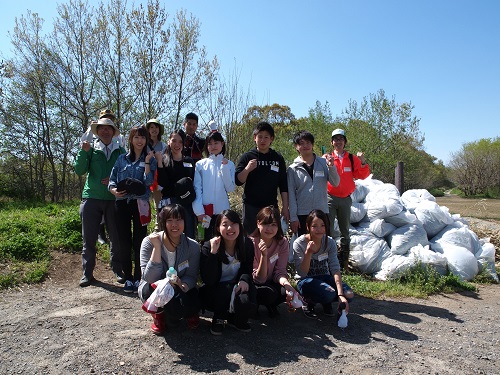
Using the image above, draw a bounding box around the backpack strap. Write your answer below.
[348,152,355,173]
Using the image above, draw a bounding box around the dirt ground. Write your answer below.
[0,196,499,375]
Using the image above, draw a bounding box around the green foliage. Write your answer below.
[0,233,49,261]
[0,201,82,288]
[53,206,83,252]
[449,137,500,197]
[0,272,18,289]
[343,263,476,299]
[22,260,50,284]
[429,188,445,197]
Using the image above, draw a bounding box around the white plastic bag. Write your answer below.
[387,224,429,255]
[350,202,368,223]
[356,219,396,238]
[350,232,391,274]
[414,200,454,238]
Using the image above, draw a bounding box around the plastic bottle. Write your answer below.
[196,222,205,242]
[286,290,303,309]
[166,266,177,283]
[337,302,348,328]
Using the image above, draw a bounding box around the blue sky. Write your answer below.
[1,1,499,165]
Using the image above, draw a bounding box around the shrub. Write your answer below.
[0,233,49,261]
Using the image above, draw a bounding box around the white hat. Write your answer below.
[331,128,346,139]
[208,120,218,132]
[91,118,120,136]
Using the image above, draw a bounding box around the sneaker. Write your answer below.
[186,315,200,330]
[115,272,126,284]
[133,280,140,294]
[322,303,335,317]
[79,275,94,287]
[227,316,251,333]
[123,280,134,293]
[302,304,318,319]
[210,318,225,335]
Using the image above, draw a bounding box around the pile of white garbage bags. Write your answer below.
[341,176,498,282]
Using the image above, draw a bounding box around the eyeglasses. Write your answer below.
[332,137,345,142]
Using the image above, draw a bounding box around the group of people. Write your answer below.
[75,109,371,335]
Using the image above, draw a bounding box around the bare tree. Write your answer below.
[94,0,135,127]
[167,9,219,129]
[127,0,171,127]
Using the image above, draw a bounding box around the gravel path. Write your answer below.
[0,253,498,375]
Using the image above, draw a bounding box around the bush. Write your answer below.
[0,233,49,261]
[429,188,445,197]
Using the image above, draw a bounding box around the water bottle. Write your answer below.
[196,222,205,242]
[166,266,177,283]
[286,290,303,309]
[337,302,348,328]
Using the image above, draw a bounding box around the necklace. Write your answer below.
[162,232,179,250]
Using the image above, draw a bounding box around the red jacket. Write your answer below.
[325,151,371,198]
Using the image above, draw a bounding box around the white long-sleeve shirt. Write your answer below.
[192,154,236,216]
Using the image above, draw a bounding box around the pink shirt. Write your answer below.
[251,236,289,285]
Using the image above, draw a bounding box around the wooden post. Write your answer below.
[395,161,404,194]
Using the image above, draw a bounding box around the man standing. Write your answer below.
[74,118,125,287]
[324,128,370,270]
[235,121,289,234]
[182,112,205,164]
[287,130,339,236]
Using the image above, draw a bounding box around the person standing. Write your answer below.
[235,121,289,235]
[146,118,167,230]
[324,128,370,270]
[287,130,339,236]
[74,118,125,287]
[182,112,205,164]
[109,126,157,293]
[192,123,236,241]
[156,130,197,239]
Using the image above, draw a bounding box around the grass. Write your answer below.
[343,262,477,299]
[0,201,83,288]
[0,199,497,297]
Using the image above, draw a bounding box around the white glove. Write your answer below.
[201,215,211,229]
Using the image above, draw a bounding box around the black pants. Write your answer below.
[200,281,257,323]
[115,199,147,281]
[255,281,286,307]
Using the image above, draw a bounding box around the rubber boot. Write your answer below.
[340,244,350,271]
[150,311,165,335]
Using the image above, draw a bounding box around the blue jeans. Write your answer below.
[297,274,352,304]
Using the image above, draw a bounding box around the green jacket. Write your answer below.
[74,146,125,200]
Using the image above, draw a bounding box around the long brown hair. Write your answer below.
[305,209,331,238]
[213,209,246,264]
[127,125,149,161]
[251,205,284,240]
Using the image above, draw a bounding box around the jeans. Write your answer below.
[297,274,352,304]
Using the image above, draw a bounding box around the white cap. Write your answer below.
[331,128,346,138]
